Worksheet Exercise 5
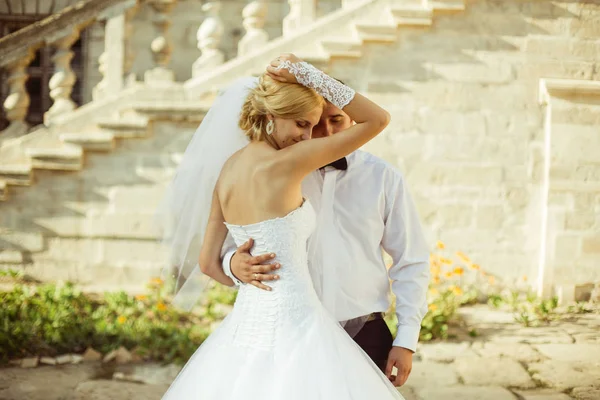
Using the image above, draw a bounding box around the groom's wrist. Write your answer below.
[393,325,420,353]
[223,250,244,286]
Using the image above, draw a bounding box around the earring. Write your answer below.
[266,120,275,135]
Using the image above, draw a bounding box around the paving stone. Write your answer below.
[70,380,169,400]
[416,386,517,400]
[0,364,103,400]
[571,386,600,400]
[112,363,181,386]
[472,342,544,362]
[455,356,536,388]
[418,342,479,363]
[397,385,419,400]
[488,327,574,344]
[528,360,600,390]
[515,389,573,400]
[406,361,459,387]
[534,344,600,364]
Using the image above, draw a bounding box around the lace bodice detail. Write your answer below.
[223,201,321,349]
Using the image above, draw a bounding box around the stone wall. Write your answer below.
[324,0,600,291]
[0,120,197,292]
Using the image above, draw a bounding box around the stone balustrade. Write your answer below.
[0,0,325,138]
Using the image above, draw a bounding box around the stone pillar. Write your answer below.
[93,14,126,100]
[1,50,34,137]
[44,29,81,124]
[238,1,269,57]
[192,2,225,78]
[144,0,177,84]
[283,0,316,37]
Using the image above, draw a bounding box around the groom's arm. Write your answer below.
[221,234,243,287]
[381,171,430,353]
[221,238,281,289]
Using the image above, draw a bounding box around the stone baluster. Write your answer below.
[145,0,177,84]
[283,0,316,37]
[93,2,140,100]
[44,29,81,124]
[238,0,269,57]
[192,2,225,78]
[123,4,140,86]
[1,50,35,137]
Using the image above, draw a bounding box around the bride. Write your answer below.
[160,53,404,399]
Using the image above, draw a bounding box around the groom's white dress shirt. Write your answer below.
[222,150,430,352]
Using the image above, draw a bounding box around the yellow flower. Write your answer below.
[452,286,464,296]
[150,277,164,286]
[522,275,528,282]
[470,263,481,271]
[428,303,438,311]
[444,271,453,279]
[432,276,441,285]
[441,257,453,265]
[456,251,471,263]
[488,276,495,284]
[453,267,465,276]
[428,288,439,296]
[436,240,445,250]
[117,316,127,324]
[134,294,147,301]
[157,302,167,311]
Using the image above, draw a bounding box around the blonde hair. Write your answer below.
[239,74,325,142]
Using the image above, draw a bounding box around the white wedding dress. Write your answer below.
[162,200,404,399]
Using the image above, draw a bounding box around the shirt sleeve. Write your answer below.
[381,171,431,352]
[221,233,244,286]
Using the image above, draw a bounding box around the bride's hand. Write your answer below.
[266,53,304,84]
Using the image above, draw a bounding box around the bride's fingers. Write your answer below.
[266,71,286,83]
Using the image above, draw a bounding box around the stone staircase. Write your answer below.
[0,0,466,202]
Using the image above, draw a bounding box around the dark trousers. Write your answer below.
[351,318,394,372]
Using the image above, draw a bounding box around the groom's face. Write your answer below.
[312,102,353,139]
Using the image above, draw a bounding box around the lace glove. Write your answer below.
[275,61,355,110]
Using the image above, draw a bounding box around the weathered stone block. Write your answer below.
[417,386,517,400]
[455,356,536,388]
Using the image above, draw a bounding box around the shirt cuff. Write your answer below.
[222,250,244,286]
[392,324,421,353]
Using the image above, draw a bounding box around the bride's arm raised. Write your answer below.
[266,54,390,179]
[199,187,235,286]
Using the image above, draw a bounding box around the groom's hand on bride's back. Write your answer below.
[231,238,281,291]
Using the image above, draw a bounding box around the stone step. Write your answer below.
[0,164,33,186]
[60,131,116,151]
[390,5,433,26]
[96,117,150,139]
[320,38,363,58]
[126,102,211,123]
[354,23,398,42]
[0,180,7,201]
[430,0,466,13]
[294,51,331,71]
[26,146,84,171]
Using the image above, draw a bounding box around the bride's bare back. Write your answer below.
[217,141,305,227]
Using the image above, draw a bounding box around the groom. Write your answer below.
[220,100,430,386]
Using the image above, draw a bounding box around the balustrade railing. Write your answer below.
[0,0,334,137]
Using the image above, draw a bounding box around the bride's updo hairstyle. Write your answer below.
[239,74,325,142]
